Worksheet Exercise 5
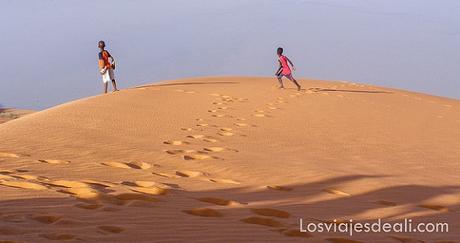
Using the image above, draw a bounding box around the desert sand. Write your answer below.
[0,108,34,124]
[0,76,459,242]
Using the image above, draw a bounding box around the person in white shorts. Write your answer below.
[98,40,119,93]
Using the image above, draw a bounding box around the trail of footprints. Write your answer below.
[0,92,368,241]
[0,161,158,240]
[169,91,319,239]
[0,88,452,242]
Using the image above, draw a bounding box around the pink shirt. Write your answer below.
[279,55,291,75]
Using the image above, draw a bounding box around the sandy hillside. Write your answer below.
[0,108,34,124]
[0,76,459,242]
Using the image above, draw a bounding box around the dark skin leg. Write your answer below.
[277,76,285,89]
[111,79,119,92]
[292,78,301,91]
[287,75,301,91]
[104,82,108,94]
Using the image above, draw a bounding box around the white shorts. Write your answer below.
[101,68,115,84]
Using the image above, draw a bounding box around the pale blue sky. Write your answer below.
[1,0,459,109]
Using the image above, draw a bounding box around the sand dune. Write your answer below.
[0,76,459,242]
[0,108,34,124]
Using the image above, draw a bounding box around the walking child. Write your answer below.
[98,40,119,93]
[275,47,301,91]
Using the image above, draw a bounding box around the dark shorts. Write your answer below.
[277,73,294,80]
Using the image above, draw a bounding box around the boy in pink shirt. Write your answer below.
[275,47,301,91]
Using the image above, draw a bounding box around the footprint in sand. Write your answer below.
[32,215,61,224]
[132,181,173,189]
[207,178,240,185]
[234,123,248,127]
[212,114,227,118]
[197,197,241,206]
[218,131,234,137]
[0,180,47,190]
[40,233,76,241]
[152,172,180,178]
[267,106,278,110]
[323,188,351,197]
[251,208,290,218]
[181,127,193,131]
[203,147,226,152]
[241,217,282,227]
[165,149,196,155]
[253,113,267,118]
[187,134,206,139]
[82,180,117,188]
[12,174,47,181]
[129,186,167,195]
[374,200,398,207]
[0,152,21,158]
[47,180,90,189]
[122,180,155,187]
[98,225,124,234]
[0,169,15,174]
[183,208,223,217]
[418,204,450,212]
[163,140,190,145]
[38,159,70,165]
[267,185,293,192]
[112,193,158,203]
[176,170,209,178]
[0,174,15,180]
[187,135,220,143]
[203,138,219,143]
[100,161,131,169]
[220,127,233,131]
[183,154,216,161]
[196,123,208,127]
[59,187,100,199]
[101,161,151,170]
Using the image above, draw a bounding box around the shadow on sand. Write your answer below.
[0,174,457,242]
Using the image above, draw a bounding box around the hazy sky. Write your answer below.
[1,0,459,110]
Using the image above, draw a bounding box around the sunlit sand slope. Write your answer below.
[0,77,459,242]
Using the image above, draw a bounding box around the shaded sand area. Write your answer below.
[0,77,459,242]
[0,109,34,124]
